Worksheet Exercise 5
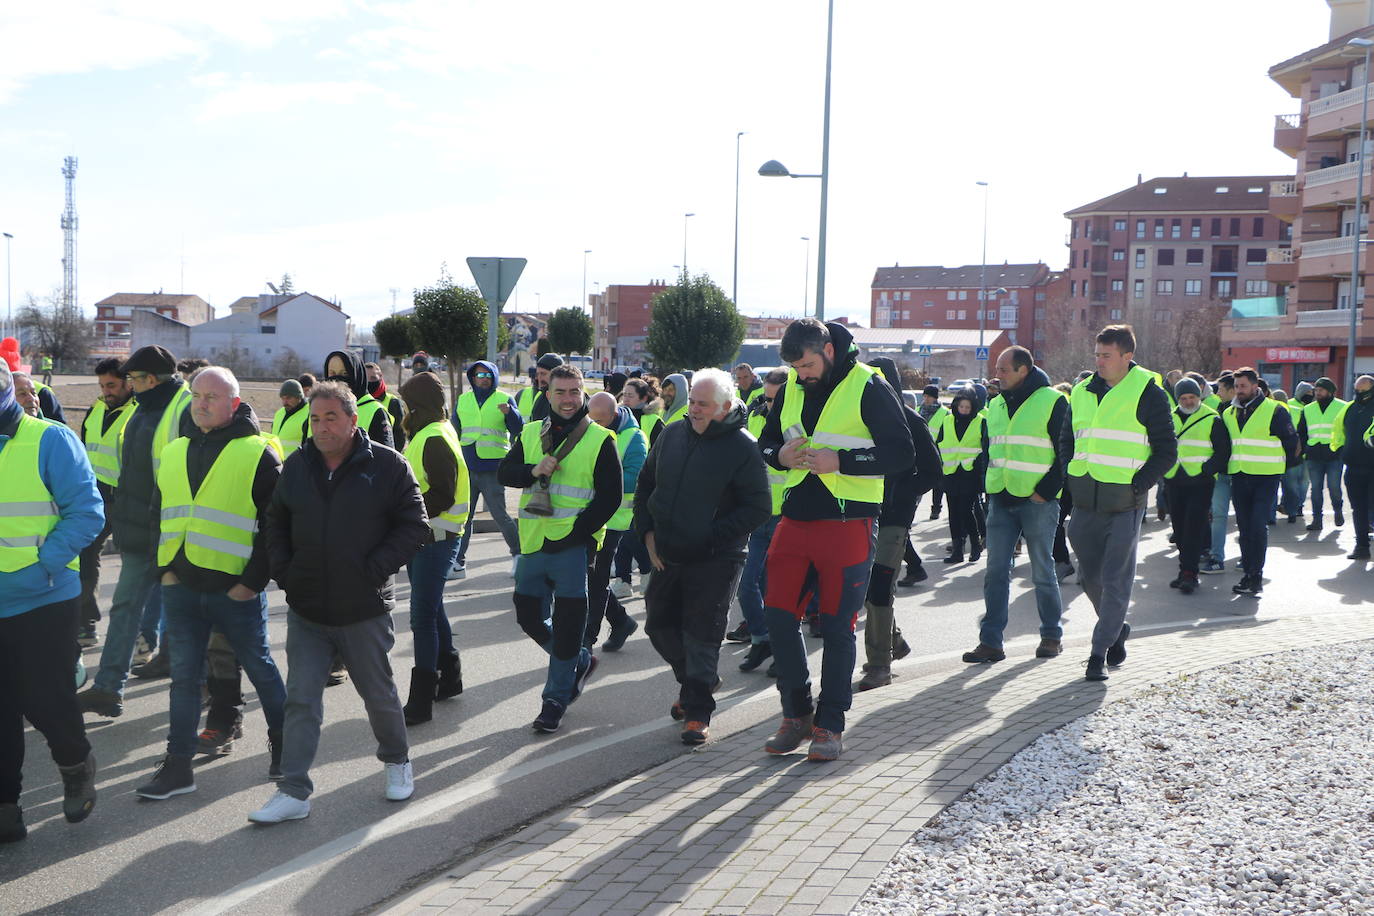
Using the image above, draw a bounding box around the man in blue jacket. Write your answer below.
[451,360,524,579]
[0,362,105,842]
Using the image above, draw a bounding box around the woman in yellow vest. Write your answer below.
[934,389,988,563]
[1161,378,1229,594]
[398,372,471,726]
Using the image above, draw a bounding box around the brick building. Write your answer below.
[93,292,213,339]
[591,280,669,369]
[870,263,1052,349]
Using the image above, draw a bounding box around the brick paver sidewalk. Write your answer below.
[385,611,1374,915]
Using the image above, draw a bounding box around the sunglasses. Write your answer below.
[475,372,493,378]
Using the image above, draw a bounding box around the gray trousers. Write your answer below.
[457,469,520,562]
[279,611,409,801]
[1067,506,1146,657]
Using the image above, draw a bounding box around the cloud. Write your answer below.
[195,76,393,121]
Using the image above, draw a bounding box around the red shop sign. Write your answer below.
[1264,347,1332,363]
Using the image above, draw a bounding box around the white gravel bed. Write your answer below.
[856,641,1374,915]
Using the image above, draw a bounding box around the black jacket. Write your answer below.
[1228,394,1301,473]
[324,349,394,448]
[633,403,772,563]
[266,430,428,626]
[1338,393,1374,468]
[868,357,940,528]
[1296,396,1342,462]
[990,367,1070,505]
[1167,406,1232,484]
[109,376,195,555]
[758,322,914,521]
[157,403,282,594]
[1059,364,1177,513]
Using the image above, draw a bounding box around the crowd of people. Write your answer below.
[4,318,1372,842]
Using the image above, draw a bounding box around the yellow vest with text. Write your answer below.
[271,405,309,457]
[405,420,471,537]
[748,409,787,515]
[150,385,192,474]
[984,386,1063,497]
[778,362,885,504]
[1224,398,1285,476]
[609,424,648,531]
[1067,365,1153,485]
[156,435,269,576]
[937,411,986,476]
[84,398,137,486]
[0,414,79,572]
[1302,397,1347,448]
[456,389,514,459]
[1165,404,1218,480]
[516,421,614,554]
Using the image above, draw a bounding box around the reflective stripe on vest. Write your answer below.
[778,362,886,504]
[937,411,985,475]
[1302,397,1347,448]
[456,389,514,459]
[85,398,136,487]
[984,386,1062,497]
[1224,399,1285,475]
[516,420,614,554]
[150,385,192,474]
[608,424,647,531]
[748,409,786,515]
[271,405,309,456]
[1067,365,1154,484]
[156,435,269,575]
[0,415,78,573]
[405,420,471,536]
[1165,405,1218,480]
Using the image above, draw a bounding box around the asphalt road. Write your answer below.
[3,505,1367,915]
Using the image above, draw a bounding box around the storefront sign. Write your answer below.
[1264,347,1331,363]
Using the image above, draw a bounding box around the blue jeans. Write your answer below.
[1209,474,1232,563]
[514,547,591,705]
[614,530,650,582]
[162,583,285,758]
[92,551,161,697]
[980,495,1063,648]
[139,586,164,650]
[1231,473,1281,577]
[407,537,460,671]
[736,516,778,644]
[1307,458,1344,518]
[1282,463,1309,517]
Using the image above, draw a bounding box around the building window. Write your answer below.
[1171,219,1182,239]
[957,310,967,320]
[958,291,968,300]
[1114,219,1126,231]
[1156,280,1174,295]
[987,310,997,321]
[1158,249,1175,266]
[903,291,912,300]
[1185,279,1202,295]
[1154,309,1172,322]
[1035,291,1046,301]
[1034,307,1046,320]
[1245,280,1269,296]
[946,309,956,320]
[1191,218,1202,239]
[1253,216,1265,237]
[1136,219,1146,238]
[1135,249,1146,268]
[1110,308,1123,320]
[1134,280,1145,299]
[1112,249,1125,261]
[1215,279,1233,298]
[1153,219,1165,239]
[1069,281,1077,296]
[1071,223,1078,239]
[1246,248,1267,265]
[902,310,911,319]
[1112,279,1124,291]
[923,320,934,327]
[1186,248,1204,265]
[947,290,957,300]
[1211,218,1222,237]
[1229,218,1241,237]
[925,300,934,307]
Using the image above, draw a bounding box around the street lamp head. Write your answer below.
[685,212,695,218]
[976,180,989,187]
[2,233,11,239]
[995,287,1008,296]
[1349,37,1374,48]
[758,159,791,178]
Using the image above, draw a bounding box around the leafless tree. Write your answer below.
[16,288,95,368]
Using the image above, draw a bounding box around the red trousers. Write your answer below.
[764,517,875,628]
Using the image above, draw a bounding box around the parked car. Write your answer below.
[945,378,974,394]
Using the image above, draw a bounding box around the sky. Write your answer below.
[0,1,1338,332]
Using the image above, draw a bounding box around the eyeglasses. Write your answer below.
[475,372,493,378]
[128,371,150,381]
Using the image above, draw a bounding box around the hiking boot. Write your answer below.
[248,790,309,824]
[532,699,566,733]
[857,666,891,691]
[58,752,97,823]
[807,727,843,761]
[942,552,965,564]
[1034,638,1062,659]
[892,630,912,661]
[569,655,598,703]
[896,566,928,587]
[1336,507,1346,527]
[1055,561,1075,582]
[267,727,283,781]
[739,641,772,672]
[1349,545,1371,560]
[135,754,196,800]
[725,622,751,644]
[1106,623,1131,667]
[765,715,814,755]
[681,721,709,745]
[197,716,244,756]
[78,687,123,718]
[131,650,171,680]
[1169,575,1183,589]
[403,668,437,726]
[131,634,154,667]
[961,643,1006,664]
[0,804,25,843]
[77,623,98,647]
[325,658,347,687]
[384,761,414,801]
[602,616,638,652]
[1084,655,1108,681]
[1307,519,1323,532]
[1178,571,1198,594]
[435,650,463,699]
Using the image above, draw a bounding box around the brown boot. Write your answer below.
[1035,638,1063,658]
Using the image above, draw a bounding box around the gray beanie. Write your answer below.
[1294,380,1315,401]
[1173,378,1201,400]
[536,353,565,371]
[279,378,305,399]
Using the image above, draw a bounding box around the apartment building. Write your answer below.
[870,262,1051,348]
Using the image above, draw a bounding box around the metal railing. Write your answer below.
[1296,308,1363,327]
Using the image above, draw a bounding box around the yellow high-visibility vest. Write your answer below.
[405,420,471,537]
[0,414,79,573]
[156,435,270,576]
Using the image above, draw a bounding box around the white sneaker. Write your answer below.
[385,761,414,801]
[510,556,519,578]
[610,580,632,600]
[445,560,466,581]
[132,634,154,666]
[248,790,310,823]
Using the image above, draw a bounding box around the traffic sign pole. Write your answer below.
[467,257,528,366]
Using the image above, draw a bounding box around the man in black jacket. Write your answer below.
[248,381,428,824]
[80,345,192,717]
[757,320,914,760]
[635,369,771,744]
[134,367,286,800]
[1335,375,1374,559]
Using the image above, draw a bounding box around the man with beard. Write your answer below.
[77,358,137,645]
[365,361,407,450]
[1224,368,1298,595]
[499,365,621,733]
[1331,375,1374,559]
[659,373,690,427]
[1299,377,1347,532]
[756,319,913,760]
[517,353,564,422]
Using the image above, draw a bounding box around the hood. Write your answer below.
[466,360,501,404]
[868,356,902,394]
[606,372,627,396]
[1001,366,1051,410]
[663,373,689,415]
[614,404,638,433]
[324,349,367,399]
[400,370,448,436]
[696,402,747,439]
[191,402,261,445]
[971,382,988,410]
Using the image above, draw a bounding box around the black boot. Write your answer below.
[267,727,283,781]
[0,803,25,842]
[943,539,965,564]
[131,647,172,680]
[435,650,463,700]
[403,668,438,725]
[57,752,97,822]
[739,641,772,672]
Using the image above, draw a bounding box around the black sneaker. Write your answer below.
[602,617,639,652]
[892,630,912,661]
[532,699,566,733]
[896,566,928,587]
[57,753,97,823]
[1336,507,1346,527]
[198,716,244,756]
[1232,575,1259,595]
[739,641,772,672]
[569,655,598,704]
[77,623,98,647]
[1349,545,1371,561]
[724,622,750,644]
[135,755,196,800]
[1306,520,1323,532]
[1169,576,1183,589]
[1179,572,1198,594]
[961,643,1006,664]
[0,803,24,843]
[765,662,778,678]
[1106,623,1130,667]
[1084,655,1108,681]
[131,651,171,680]
[78,687,123,718]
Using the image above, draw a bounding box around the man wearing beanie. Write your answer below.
[80,345,193,717]
[518,353,564,422]
[1163,378,1229,594]
[0,361,104,841]
[1298,377,1346,533]
[272,379,309,457]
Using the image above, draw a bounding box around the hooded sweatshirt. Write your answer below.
[869,357,941,527]
[401,371,461,541]
[157,402,282,594]
[453,359,524,473]
[611,405,647,510]
[940,389,989,481]
[661,373,690,423]
[758,322,915,521]
[324,348,393,449]
[990,365,1070,504]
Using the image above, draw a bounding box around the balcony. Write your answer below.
[1306,82,1374,139]
[1296,307,1361,327]
[1233,316,1283,332]
[1274,114,1303,157]
[1270,178,1300,219]
[1299,234,1364,278]
[1303,158,1374,211]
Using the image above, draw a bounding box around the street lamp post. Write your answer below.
[734,131,745,306]
[683,213,695,274]
[801,236,811,314]
[1348,37,1373,397]
[977,180,990,381]
[582,249,592,315]
[2,233,11,341]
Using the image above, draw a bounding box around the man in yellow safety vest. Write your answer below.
[76,357,136,645]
